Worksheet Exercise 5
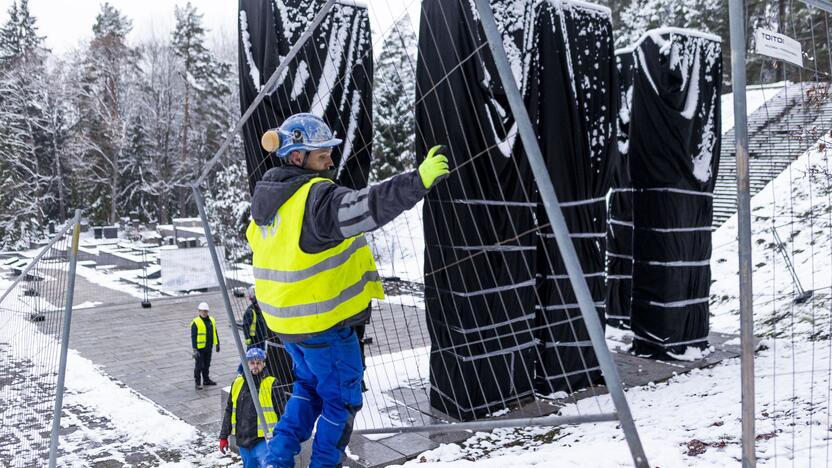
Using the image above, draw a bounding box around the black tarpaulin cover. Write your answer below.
[237,0,373,193]
[527,0,616,395]
[606,50,635,328]
[416,0,539,421]
[627,29,722,357]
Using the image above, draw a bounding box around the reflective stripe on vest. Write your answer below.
[191,316,217,349]
[230,375,278,438]
[246,178,384,336]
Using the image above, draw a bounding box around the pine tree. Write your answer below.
[171,1,233,215]
[0,77,40,248]
[204,158,250,262]
[119,113,158,221]
[371,17,417,182]
[0,0,53,247]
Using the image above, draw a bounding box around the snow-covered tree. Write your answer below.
[617,0,724,47]
[0,0,55,246]
[371,17,417,182]
[171,2,233,215]
[70,2,138,223]
[0,78,40,248]
[204,156,250,263]
[119,113,158,221]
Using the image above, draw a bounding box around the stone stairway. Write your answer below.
[713,83,832,228]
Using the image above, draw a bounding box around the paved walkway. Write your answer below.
[58,292,238,435]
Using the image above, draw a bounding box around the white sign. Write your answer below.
[160,246,224,291]
[755,29,803,67]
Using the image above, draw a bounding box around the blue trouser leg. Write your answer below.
[267,340,324,467]
[266,327,363,468]
[240,439,268,468]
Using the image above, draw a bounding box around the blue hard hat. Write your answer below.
[275,113,342,158]
[245,347,266,361]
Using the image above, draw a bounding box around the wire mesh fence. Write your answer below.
[0,211,81,467]
[721,1,832,464]
[195,1,647,464]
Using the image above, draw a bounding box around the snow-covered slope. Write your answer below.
[401,130,832,467]
[710,136,832,338]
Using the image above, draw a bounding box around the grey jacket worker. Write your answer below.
[250,164,427,342]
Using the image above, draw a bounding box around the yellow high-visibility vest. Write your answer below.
[246,311,257,345]
[246,178,384,336]
[191,316,218,349]
[230,375,278,438]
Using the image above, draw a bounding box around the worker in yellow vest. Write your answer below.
[219,347,286,467]
[190,301,219,390]
[249,113,449,467]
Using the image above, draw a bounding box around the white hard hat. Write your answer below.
[197,302,210,311]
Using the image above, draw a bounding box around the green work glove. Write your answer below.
[418,145,450,189]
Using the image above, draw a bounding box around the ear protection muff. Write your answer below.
[261,129,281,153]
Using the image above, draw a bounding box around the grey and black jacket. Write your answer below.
[250,165,428,341]
[219,371,286,449]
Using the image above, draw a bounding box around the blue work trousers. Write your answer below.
[240,439,268,468]
[266,327,363,468]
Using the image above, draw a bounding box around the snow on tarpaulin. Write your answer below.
[527,0,617,395]
[417,0,539,421]
[237,0,373,193]
[627,29,722,357]
[606,49,635,329]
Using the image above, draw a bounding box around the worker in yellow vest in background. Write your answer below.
[219,347,286,467]
[248,113,449,467]
[190,301,219,390]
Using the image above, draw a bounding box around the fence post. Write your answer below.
[192,185,271,437]
[471,1,648,466]
[728,0,756,466]
[47,209,82,468]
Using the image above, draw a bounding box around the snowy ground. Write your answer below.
[0,276,237,467]
[388,107,832,466]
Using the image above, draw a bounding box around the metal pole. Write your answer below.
[195,0,337,186]
[192,186,271,438]
[728,0,756,465]
[48,209,81,468]
[471,1,649,466]
[355,412,618,435]
[0,216,79,307]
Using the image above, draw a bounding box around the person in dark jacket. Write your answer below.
[249,113,449,467]
[239,287,294,388]
[191,301,219,389]
[243,286,271,348]
[220,347,286,467]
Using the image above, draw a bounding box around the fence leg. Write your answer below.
[48,209,82,468]
[471,1,648,466]
[192,184,271,438]
[728,0,756,466]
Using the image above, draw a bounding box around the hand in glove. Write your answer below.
[215,344,220,353]
[219,438,229,454]
[418,145,450,189]
[192,349,198,360]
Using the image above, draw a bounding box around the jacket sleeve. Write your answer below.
[242,307,253,343]
[190,322,197,349]
[302,170,428,252]
[219,390,233,439]
[212,319,219,347]
[272,382,288,416]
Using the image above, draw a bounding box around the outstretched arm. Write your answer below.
[302,146,449,251]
